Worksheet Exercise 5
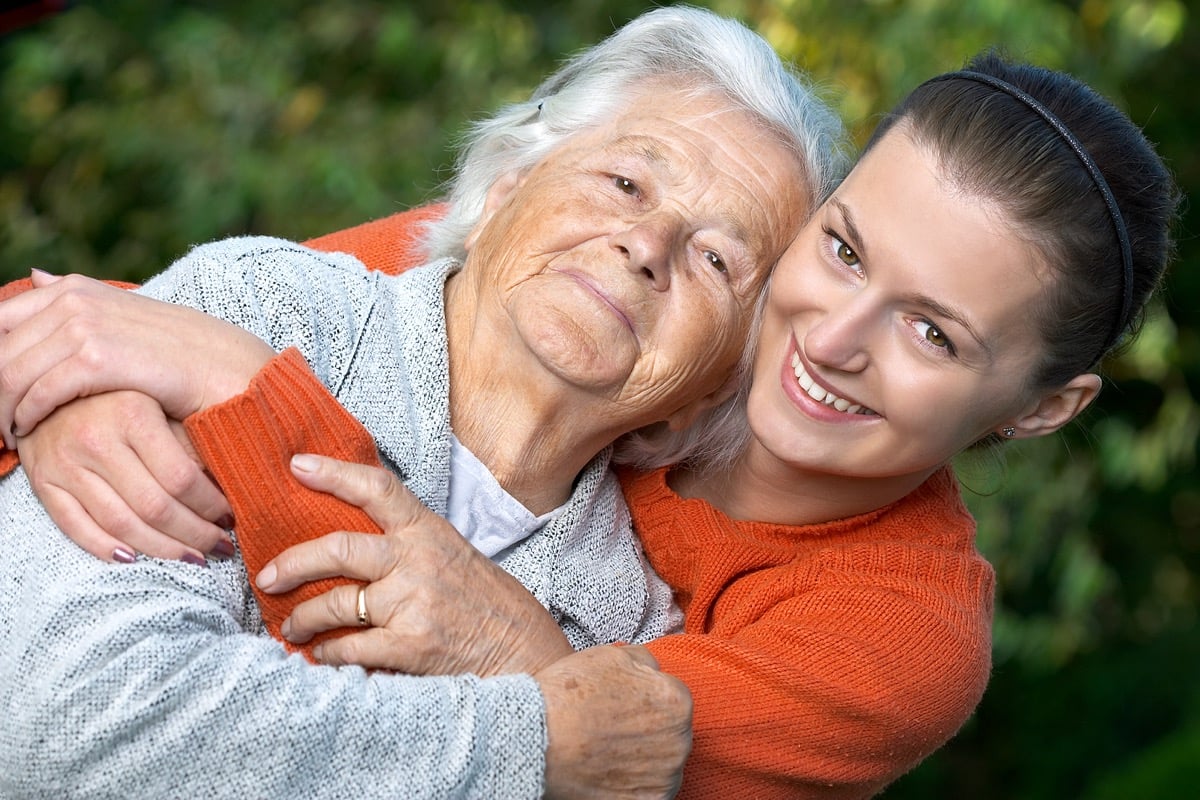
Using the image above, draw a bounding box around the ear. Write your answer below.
[1008,373,1102,439]
[663,374,741,433]
[463,169,524,253]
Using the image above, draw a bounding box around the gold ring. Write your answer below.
[355,584,371,627]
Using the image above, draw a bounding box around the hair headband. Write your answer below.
[925,70,1134,364]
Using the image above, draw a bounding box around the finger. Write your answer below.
[10,337,113,438]
[29,269,65,288]
[128,415,233,533]
[289,453,433,533]
[36,483,141,564]
[22,405,232,557]
[257,531,398,593]
[281,582,368,644]
[311,628,411,670]
[0,275,65,334]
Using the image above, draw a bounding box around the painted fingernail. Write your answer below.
[216,514,235,530]
[113,547,137,564]
[210,539,235,559]
[180,552,208,568]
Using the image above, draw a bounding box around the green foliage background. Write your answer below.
[2,1,1196,796]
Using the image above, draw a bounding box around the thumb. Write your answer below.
[30,268,65,287]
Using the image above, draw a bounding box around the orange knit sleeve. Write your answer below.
[646,574,993,800]
[183,347,385,657]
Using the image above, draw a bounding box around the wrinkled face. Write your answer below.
[748,127,1052,479]
[463,84,809,429]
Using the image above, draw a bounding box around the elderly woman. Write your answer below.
[0,7,848,798]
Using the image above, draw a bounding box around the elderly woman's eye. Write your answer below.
[614,176,639,195]
[703,251,728,274]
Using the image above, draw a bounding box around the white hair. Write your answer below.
[422,5,850,471]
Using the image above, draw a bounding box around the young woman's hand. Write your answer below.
[16,391,234,563]
[0,271,275,448]
[257,454,575,676]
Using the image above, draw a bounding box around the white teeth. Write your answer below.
[790,352,875,416]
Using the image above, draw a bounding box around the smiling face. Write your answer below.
[458,83,809,431]
[747,126,1064,488]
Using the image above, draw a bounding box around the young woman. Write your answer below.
[0,51,1178,800]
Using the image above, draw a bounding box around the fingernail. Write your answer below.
[30,267,51,278]
[312,644,324,661]
[281,617,293,640]
[113,547,137,564]
[210,539,235,559]
[216,514,235,530]
[180,552,208,568]
[290,453,320,473]
[256,563,277,590]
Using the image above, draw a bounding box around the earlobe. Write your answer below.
[1010,373,1102,438]
[464,170,525,253]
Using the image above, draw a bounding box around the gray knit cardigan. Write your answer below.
[0,237,681,799]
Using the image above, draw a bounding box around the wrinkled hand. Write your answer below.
[0,270,275,448]
[256,453,574,676]
[539,644,692,800]
[16,390,234,563]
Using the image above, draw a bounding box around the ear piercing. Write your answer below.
[1002,427,1016,438]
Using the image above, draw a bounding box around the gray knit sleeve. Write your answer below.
[137,235,383,390]
[0,473,546,799]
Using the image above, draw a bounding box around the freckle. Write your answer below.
[565,678,579,691]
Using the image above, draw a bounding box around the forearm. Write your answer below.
[183,347,384,655]
[0,476,546,799]
[645,591,992,800]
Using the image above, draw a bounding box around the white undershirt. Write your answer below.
[445,434,565,557]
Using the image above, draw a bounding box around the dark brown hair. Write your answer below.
[867,51,1180,388]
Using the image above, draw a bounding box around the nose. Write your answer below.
[609,215,677,291]
[803,295,872,374]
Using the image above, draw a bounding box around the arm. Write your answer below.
[0,205,438,538]
[645,577,993,800]
[0,474,550,799]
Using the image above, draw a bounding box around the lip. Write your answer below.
[779,337,878,423]
[555,268,636,332]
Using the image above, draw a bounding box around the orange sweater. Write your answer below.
[1,206,995,797]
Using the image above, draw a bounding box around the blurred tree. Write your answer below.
[1,1,1196,797]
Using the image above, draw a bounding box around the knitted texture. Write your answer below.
[0,233,679,797]
[625,466,995,800]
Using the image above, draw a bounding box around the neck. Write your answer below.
[444,272,625,515]
[674,438,939,525]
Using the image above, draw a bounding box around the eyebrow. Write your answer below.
[611,134,756,250]
[830,197,992,359]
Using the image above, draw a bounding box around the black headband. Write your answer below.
[924,70,1134,364]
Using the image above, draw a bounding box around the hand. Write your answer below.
[16,391,234,563]
[538,645,692,800]
[256,453,574,676]
[0,270,275,448]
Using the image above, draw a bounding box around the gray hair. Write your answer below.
[423,5,850,471]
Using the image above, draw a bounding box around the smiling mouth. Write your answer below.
[790,352,878,416]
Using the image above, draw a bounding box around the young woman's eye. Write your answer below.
[703,250,728,275]
[831,234,859,269]
[614,176,639,195]
[914,319,953,352]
